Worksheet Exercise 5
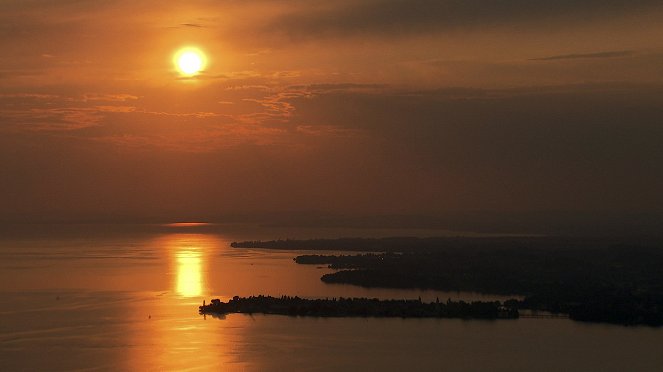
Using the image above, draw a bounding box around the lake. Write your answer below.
[1,224,662,371]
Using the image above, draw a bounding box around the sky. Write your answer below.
[1,0,662,234]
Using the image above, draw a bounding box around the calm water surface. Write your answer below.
[1,224,662,371]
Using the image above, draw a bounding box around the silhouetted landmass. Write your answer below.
[235,237,663,326]
[231,236,662,252]
[230,237,437,251]
[231,236,557,252]
[199,295,519,319]
[293,253,391,268]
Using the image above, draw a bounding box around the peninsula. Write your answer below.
[199,295,519,319]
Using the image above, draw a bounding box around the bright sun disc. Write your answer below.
[174,48,206,76]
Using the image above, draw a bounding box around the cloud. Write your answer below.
[240,90,309,124]
[81,93,139,102]
[264,0,663,39]
[0,94,93,131]
[296,124,364,138]
[289,83,386,94]
[530,50,636,61]
[0,92,140,132]
[95,105,136,113]
[91,124,288,152]
[11,107,104,131]
[0,93,59,100]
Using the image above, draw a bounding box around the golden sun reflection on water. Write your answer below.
[164,233,219,297]
[176,250,203,297]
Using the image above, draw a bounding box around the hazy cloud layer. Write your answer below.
[2,82,662,227]
[0,0,662,234]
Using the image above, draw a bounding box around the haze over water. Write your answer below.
[1,224,662,371]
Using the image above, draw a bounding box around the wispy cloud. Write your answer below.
[530,50,636,61]
[92,124,288,152]
[289,83,385,94]
[4,107,105,132]
[81,93,139,102]
[296,125,364,138]
[0,92,138,132]
[240,90,309,124]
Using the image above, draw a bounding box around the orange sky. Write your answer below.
[1,1,663,234]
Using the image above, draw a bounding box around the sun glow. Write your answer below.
[174,47,207,76]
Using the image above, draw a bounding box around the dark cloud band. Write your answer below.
[266,0,662,39]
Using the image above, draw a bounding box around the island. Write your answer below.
[233,237,663,326]
[199,295,519,319]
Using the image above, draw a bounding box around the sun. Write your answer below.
[174,47,207,76]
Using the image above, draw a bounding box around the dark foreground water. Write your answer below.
[1,224,662,371]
